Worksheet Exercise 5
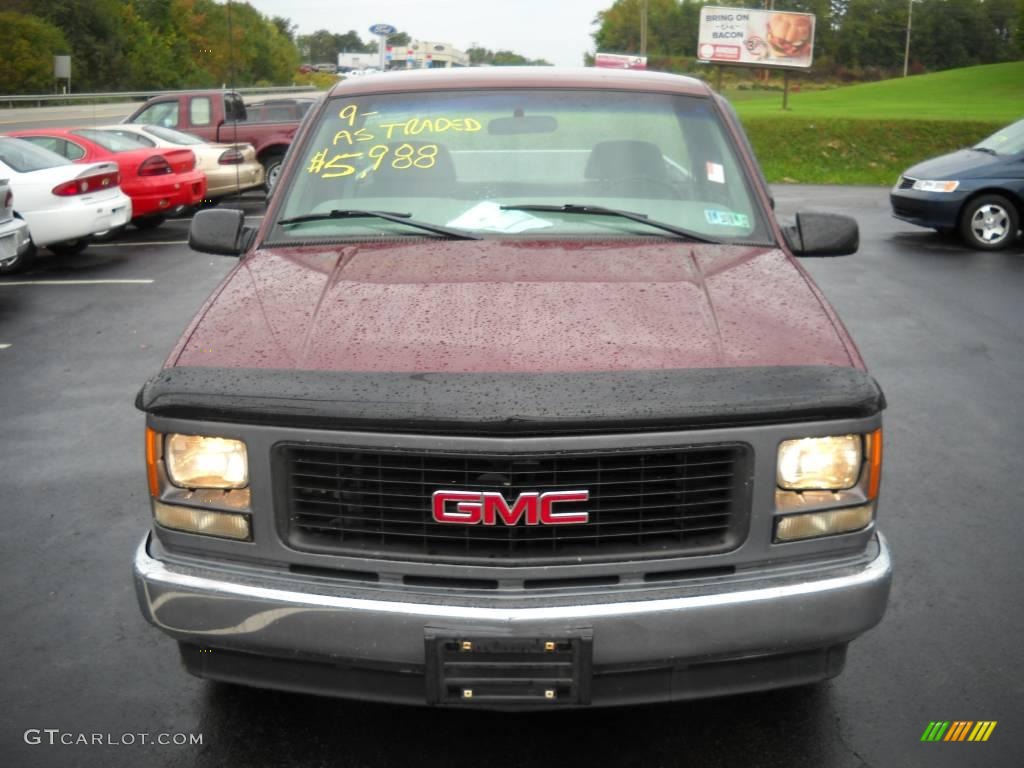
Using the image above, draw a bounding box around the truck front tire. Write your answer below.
[262,153,285,192]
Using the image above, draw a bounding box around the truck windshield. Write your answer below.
[273,89,770,243]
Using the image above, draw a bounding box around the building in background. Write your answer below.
[337,52,377,72]
[388,40,470,69]
[339,41,469,73]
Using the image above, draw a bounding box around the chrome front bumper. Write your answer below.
[135,533,891,680]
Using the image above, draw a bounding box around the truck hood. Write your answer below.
[172,240,855,373]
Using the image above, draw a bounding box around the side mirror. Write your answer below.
[188,209,254,256]
[783,212,859,257]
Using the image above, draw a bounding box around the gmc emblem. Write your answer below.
[432,490,590,526]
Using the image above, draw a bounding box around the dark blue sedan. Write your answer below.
[890,118,1024,250]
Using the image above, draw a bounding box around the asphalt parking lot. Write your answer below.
[1,186,1021,768]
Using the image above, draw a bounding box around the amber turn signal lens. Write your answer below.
[145,427,161,498]
[866,428,883,500]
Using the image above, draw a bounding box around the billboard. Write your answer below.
[594,53,647,70]
[697,6,815,69]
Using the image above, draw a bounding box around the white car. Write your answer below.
[95,124,264,199]
[0,177,32,274]
[0,137,132,272]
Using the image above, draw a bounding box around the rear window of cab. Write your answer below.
[273,89,771,244]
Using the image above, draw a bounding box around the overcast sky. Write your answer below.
[247,0,612,67]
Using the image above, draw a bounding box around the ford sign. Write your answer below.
[369,23,397,37]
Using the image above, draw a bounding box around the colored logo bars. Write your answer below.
[921,721,997,742]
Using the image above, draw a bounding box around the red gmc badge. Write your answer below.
[432,490,590,526]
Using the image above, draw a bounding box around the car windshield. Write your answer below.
[72,129,151,153]
[143,125,205,145]
[974,118,1024,156]
[273,89,770,243]
[0,137,71,172]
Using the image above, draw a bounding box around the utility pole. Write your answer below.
[761,0,774,83]
[903,0,913,77]
[640,0,648,56]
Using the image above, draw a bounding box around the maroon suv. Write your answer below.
[133,67,891,709]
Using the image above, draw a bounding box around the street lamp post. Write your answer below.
[903,0,913,77]
[640,0,648,56]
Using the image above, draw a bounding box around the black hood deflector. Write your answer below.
[136,366,885,435]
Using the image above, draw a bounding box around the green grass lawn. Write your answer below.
[722,62,1023,184]
[729,61,1024,122]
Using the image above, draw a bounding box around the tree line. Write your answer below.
[1,0,299,94]
[0,0,553,95]
[4,0,1019,95]
[594,0,1024,78]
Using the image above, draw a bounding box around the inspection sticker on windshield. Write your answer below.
[706,162,726,184]
[704,209,750,228]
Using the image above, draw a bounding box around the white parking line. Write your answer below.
[0,279,154,286]
[98,241,187,247]
[0,343,11,349]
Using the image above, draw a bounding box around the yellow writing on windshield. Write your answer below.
[307,143,438,179]
[332,128,374,145]
[337,104,378,127]
[310,103,477,177]
[376,117,482,139]
[332,104,482,146]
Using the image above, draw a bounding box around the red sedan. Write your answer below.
[8,127,206,230]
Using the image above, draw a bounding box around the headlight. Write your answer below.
[153,501,251,540]
[165,434,248,489]
[777,435,862,491]
[774,503,874,542]
[912,179,959,193]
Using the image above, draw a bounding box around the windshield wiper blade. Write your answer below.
[276,209,481,240]
[500,203,720,243]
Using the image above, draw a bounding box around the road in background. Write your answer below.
[0,91,316,131]
[0,188,1021,768]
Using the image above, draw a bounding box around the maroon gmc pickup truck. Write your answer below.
[123,90,305,189]
[133,68,891,709]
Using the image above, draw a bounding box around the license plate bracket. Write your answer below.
[425,628,593,706]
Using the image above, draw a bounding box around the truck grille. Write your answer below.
[280,444,750,563]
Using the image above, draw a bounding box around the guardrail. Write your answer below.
[1,85,319,108]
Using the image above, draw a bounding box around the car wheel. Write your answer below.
[0,238,35,274]
[133,215,167,231]
[48,240,89,257]
[959,195,1019,251]
[262,153,285,192]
